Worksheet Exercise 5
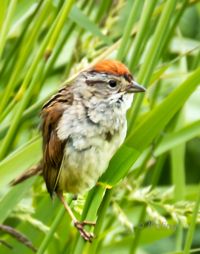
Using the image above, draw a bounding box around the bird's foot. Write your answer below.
[74,221,96,242]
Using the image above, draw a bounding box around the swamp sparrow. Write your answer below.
[11,59,145,241]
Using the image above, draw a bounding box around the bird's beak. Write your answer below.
[127,81,146,93]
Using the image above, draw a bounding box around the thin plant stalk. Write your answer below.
[0,0,18,60]
[0,0,52,118]
[117,0,142,61]
[129,0,157,71]
[183,184,200,254]
[128,0,178,128]
[0,0,75,159]
[37,206,66,254]
[86,189,113,253]
[129,205,146,254]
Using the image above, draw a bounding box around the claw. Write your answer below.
[74,221,95,242]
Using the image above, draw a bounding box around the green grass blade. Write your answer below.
[128,0,178,126]
[0,137,41,188]
[37,206,66,254]
[0,0,75,159]
[117,0,142,60]
[127,67,200,151]
[69,6,112,45]
[0,0,52,118]
[129,0,157,70]
[0,0,18,59]
[0,178,36,224]
[155,120,200,156]
[183,184,200,254]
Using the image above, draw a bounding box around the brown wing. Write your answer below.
[41,86,73,197]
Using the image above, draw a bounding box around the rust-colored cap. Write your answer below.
[91,59,131,76]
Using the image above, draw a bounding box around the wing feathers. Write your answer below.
[41,87,73,196]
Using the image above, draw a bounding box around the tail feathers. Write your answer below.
[10,164,42,186]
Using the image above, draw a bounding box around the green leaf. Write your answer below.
[0,178,36,224]
[69,5,112,45]
[100,145,139,186]
[155,120,200,156]
[127,67,200,150]
[0,137,41,188]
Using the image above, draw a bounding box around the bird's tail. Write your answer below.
[10,163,43,186]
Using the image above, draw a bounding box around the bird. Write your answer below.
[11,59,145,241]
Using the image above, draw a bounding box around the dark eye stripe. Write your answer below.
[86,79,105,86]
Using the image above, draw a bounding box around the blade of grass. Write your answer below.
[85,189,113,253]
[170,111,186,201]
[128,0,178,127]
[126,66,200,151]
[68,5,112,45]
[183,184,200,254]
[129,205,147,254]
[156,0,189,63]
[36,195,72,254]
[117,0,142,60]
[170,111,186,250]
[0,178,36,224]
[0,137,41,188]
[0,0,18,59]
[94,0,112,24]
[100,145,139,185]
[0,0,75,159]
[0,22,76,125]
[0,0,8,31]
[0,0,43,81]
[84,189,113,253]
[154,120,200,156]
[0,0,52,118]
[151,154,168,187]
[129,0,157,70]
[37,206,66,254]
[72,186,105,254]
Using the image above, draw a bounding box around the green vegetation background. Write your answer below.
[0,0,200,253]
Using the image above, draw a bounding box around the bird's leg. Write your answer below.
[57,192,95,242]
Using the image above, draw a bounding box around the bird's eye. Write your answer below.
[108,80,117,88]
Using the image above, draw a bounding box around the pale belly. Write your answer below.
[56,93,132,194]
[58,132,125,194]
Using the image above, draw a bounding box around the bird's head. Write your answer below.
[74,59,146,107]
